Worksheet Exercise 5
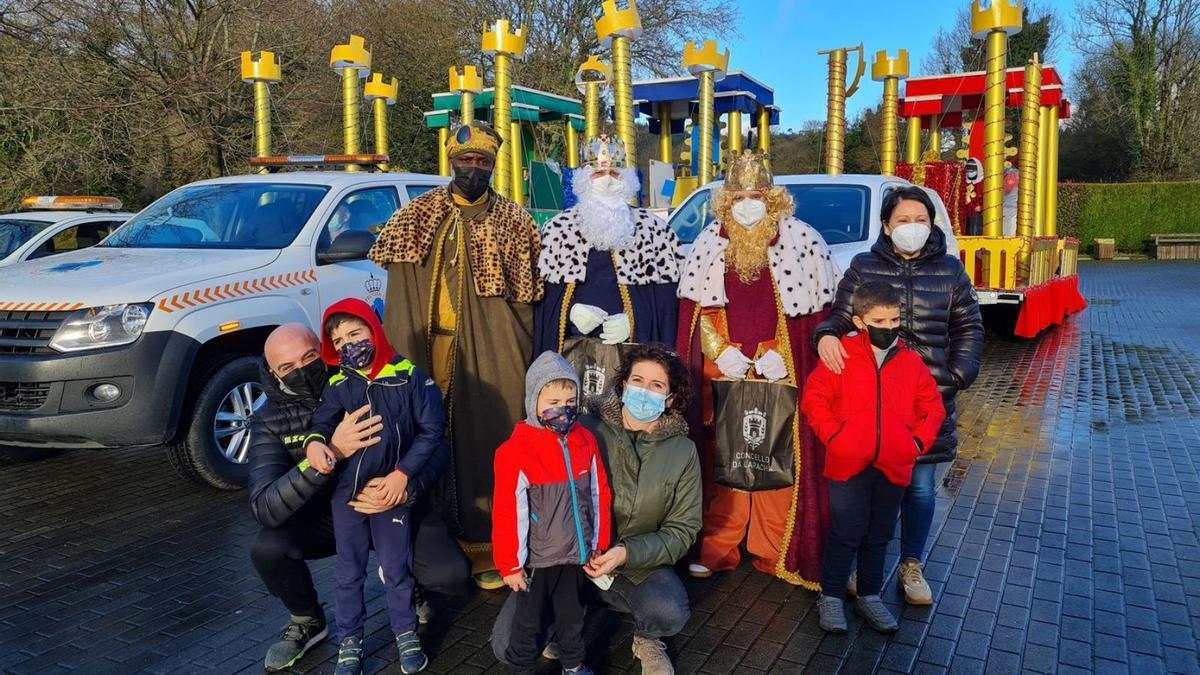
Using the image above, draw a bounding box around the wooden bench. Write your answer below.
[1153,233,1200,260]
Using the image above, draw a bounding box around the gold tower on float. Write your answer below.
[240,51,282,173]
[972,0,1023,235]
[363,73,398,172]
[872,50,910,176]
[330,36,372,172]
[482,19,527,199]
[1017,53,1042,277]
[594,0,642,176]
[444,66,483,176]
[818,44,866,176]
[575,56,612,169]
[682,40,730,186]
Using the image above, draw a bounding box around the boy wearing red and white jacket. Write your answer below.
[492,351,612,675]
[802,282,945,635]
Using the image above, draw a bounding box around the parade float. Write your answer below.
[889,1,1087,337]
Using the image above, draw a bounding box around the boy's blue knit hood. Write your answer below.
[524,351,579,426]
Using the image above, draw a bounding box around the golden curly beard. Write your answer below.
[724,218,778,284]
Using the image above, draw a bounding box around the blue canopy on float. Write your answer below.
[633,71,781,132]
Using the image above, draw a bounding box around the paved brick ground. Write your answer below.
[3,261,1200,674]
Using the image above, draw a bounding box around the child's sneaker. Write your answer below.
[817,595,847,633]
[395,630,428,674]
[854,595,899,633]
[334,636,363,675]
[563,665,595,675]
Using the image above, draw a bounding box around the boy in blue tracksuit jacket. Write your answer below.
[304,298,445,675]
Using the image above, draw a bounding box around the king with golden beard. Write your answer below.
[676,151,842,589]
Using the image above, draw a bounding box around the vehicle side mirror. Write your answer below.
[317,229,375,265]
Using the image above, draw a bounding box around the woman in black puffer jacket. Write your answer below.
[814,186,983,606]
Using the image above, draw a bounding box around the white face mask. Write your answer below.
[730,198,767,228]
[591,174,625,198]
[890,222,931,254]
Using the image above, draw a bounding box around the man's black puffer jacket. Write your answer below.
[248,363,334,528]
[247,362,450,528]
[814,226,983,463]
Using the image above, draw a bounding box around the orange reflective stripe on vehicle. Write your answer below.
[149,269,317,316]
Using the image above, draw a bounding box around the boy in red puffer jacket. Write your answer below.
[802,281,945,635]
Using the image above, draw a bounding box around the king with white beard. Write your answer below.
[533,135,682,356]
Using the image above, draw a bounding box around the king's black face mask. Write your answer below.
[279,359,328,400]
[452,166,492,201]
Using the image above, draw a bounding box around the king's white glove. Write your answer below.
[569,303,608,335]
[755,349,788,382]
[714,346,754,380]
[599,313,632,345]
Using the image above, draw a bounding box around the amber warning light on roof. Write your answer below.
[19,195,123,211]
[249,154,389,169]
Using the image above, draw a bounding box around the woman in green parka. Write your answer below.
[490,344,701,675]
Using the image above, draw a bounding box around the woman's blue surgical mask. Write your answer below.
[622,384,669,423]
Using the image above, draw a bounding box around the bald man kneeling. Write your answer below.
[248,323,468,672]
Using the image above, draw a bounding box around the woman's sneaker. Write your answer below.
[334,636,363,675]
[396,630,428,674]
[854,595,899,633]
[631,636,674,675]
[817,595,847,633]
[899,558,933,605]
[264,614,327,672]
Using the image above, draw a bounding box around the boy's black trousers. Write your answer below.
[505,564,588,672]
[821,466,906,600]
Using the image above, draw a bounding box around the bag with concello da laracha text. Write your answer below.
[562,336,636,415]
[711,378,798,491]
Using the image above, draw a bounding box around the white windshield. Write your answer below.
[104,183,329,250]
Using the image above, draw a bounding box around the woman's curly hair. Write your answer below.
[612,343,693,415]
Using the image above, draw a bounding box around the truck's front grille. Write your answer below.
[0,310,68,355]
[0,381,51,411]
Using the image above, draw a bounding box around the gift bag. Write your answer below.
[711,379,798,491]
[562,337,635,414]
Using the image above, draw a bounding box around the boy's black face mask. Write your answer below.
[279,359,328,401]
[865,324,899,351]
[452,166,492,201]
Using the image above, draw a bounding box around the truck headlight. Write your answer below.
[50,303,154,352]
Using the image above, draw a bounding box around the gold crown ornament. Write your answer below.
[446,121,502,159]
[723,150,773,191]
[581,134,627,169]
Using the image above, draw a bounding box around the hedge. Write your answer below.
[1058,181,1200,252]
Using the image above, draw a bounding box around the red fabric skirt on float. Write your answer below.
[1014,275,1088,338]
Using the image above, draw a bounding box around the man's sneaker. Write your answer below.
[334,636,363,675]
[563,664,595,675]
[899,558,933,605]
[542,641,561,660]
[686,563,713,579]
[264,614,328,672]
[631,635,675,675]
[817,595,847,633]
[396,630,428,674]
[846,570,858,598]
[854,595,899,633]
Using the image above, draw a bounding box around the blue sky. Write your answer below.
[725,0,1080,129]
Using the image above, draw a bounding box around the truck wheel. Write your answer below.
[168,355,265,490]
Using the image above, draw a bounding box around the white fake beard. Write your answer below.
[572,167,639,251]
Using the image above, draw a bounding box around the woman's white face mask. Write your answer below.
[730,198,767,228]
[889,222,931,254]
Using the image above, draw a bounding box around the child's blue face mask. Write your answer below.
[622,384,669,423]
[338,339,375,371]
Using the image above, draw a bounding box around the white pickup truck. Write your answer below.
[0,170,448,487]
[667,174,959,272]
[0,196,134,268]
